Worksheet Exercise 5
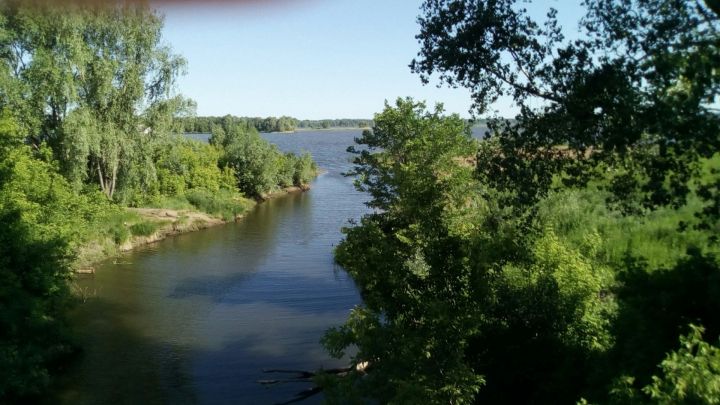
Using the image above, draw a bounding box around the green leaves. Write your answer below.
[644,325,720,404]
[211,120,317,198]
[0,2,188,201]
[0,112,98,400]
[414,0,720,214]
[328,93,720,403]
[326,99,486,403]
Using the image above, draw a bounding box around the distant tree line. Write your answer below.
[182,115,298,134]
[296,118,373,129]
[180,116,373,133]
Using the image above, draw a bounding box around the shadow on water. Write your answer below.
[58,298,197,405]
[58,131,369,404]
[59,296,340,405]
[53,132,366,404]
[59,193,353,404]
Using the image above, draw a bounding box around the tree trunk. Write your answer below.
[109,163,118,199]
[97,163,107,196]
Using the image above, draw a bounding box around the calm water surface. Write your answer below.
[61,130,369,404]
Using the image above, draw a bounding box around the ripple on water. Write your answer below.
[62,130,368,405]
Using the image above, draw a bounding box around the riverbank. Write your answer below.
[58,129,366,405]
[72,207,247,274]
[259,184,309,200]
[73,185,311,274]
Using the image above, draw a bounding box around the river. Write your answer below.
[60,130,369,404]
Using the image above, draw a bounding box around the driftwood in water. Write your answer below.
[259,364,368,404]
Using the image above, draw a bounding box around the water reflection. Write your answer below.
[60,130,368,404]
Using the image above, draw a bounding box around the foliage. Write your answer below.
[180,115,372,133]
[326,95,720,403]
[129,221,160,237]
[296,118,372,130]
[153,136,236,198]
[181,115,299,133]
[0,1,188,200]
[643,325,720,404]
[293,152,316,186]
[184,188,252,221]
[412,0,720,216]
[325,99,485,403]
[313,0,720,402]
[210,119,317,197]
[0,113,92,400]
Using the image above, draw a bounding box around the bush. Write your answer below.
[0,114,87,400]
[94,210,140,245]
[109,224,131,244]
[211,121,317,197]
[276,153,296,188]
[185,188,253,221]
[155,136,228,197]
[293,152,316,186]
[129,221,159,237]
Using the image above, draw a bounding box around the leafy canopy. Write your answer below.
[0,1,189,200]
[412,0,720,214]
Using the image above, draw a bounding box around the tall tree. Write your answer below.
[0,111,96,400]
[324,99,486,403]
[323,1,720,403]
[412,0,720,214]
[0,1,187,199]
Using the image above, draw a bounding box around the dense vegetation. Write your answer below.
[181,115,300,133]
[296,118,372,130]
[2,0,717,402]
[208,116,316,197]
[180,115,372,133]
[0,2,315,401]
[322,0,720,403]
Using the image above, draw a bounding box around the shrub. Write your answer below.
[185,188,253,221]
[129,221,159,237]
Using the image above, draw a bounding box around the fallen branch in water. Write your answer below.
[259,362,370,404]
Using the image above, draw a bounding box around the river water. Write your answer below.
[60,130,369,404]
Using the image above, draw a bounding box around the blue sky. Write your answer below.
[156,0,584,120]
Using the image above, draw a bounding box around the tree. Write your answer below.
[0,111,99,401]
[324,99,485,403]
[412,0,720,215]
[0,1,187,200]
[323,1,720,403]
[643,325,720,404]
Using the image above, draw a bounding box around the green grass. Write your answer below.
[539,186,714,272]
[129,220,160,237]
[94,210,142,244]
[142,188,255,221]
[142,194,195,211]
[536,155,720,271]
[184,188,254,221]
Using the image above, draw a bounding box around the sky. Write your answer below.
[156,0,585,120]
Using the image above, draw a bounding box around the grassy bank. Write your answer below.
[71,182,317,272]
[72,190,256,271]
